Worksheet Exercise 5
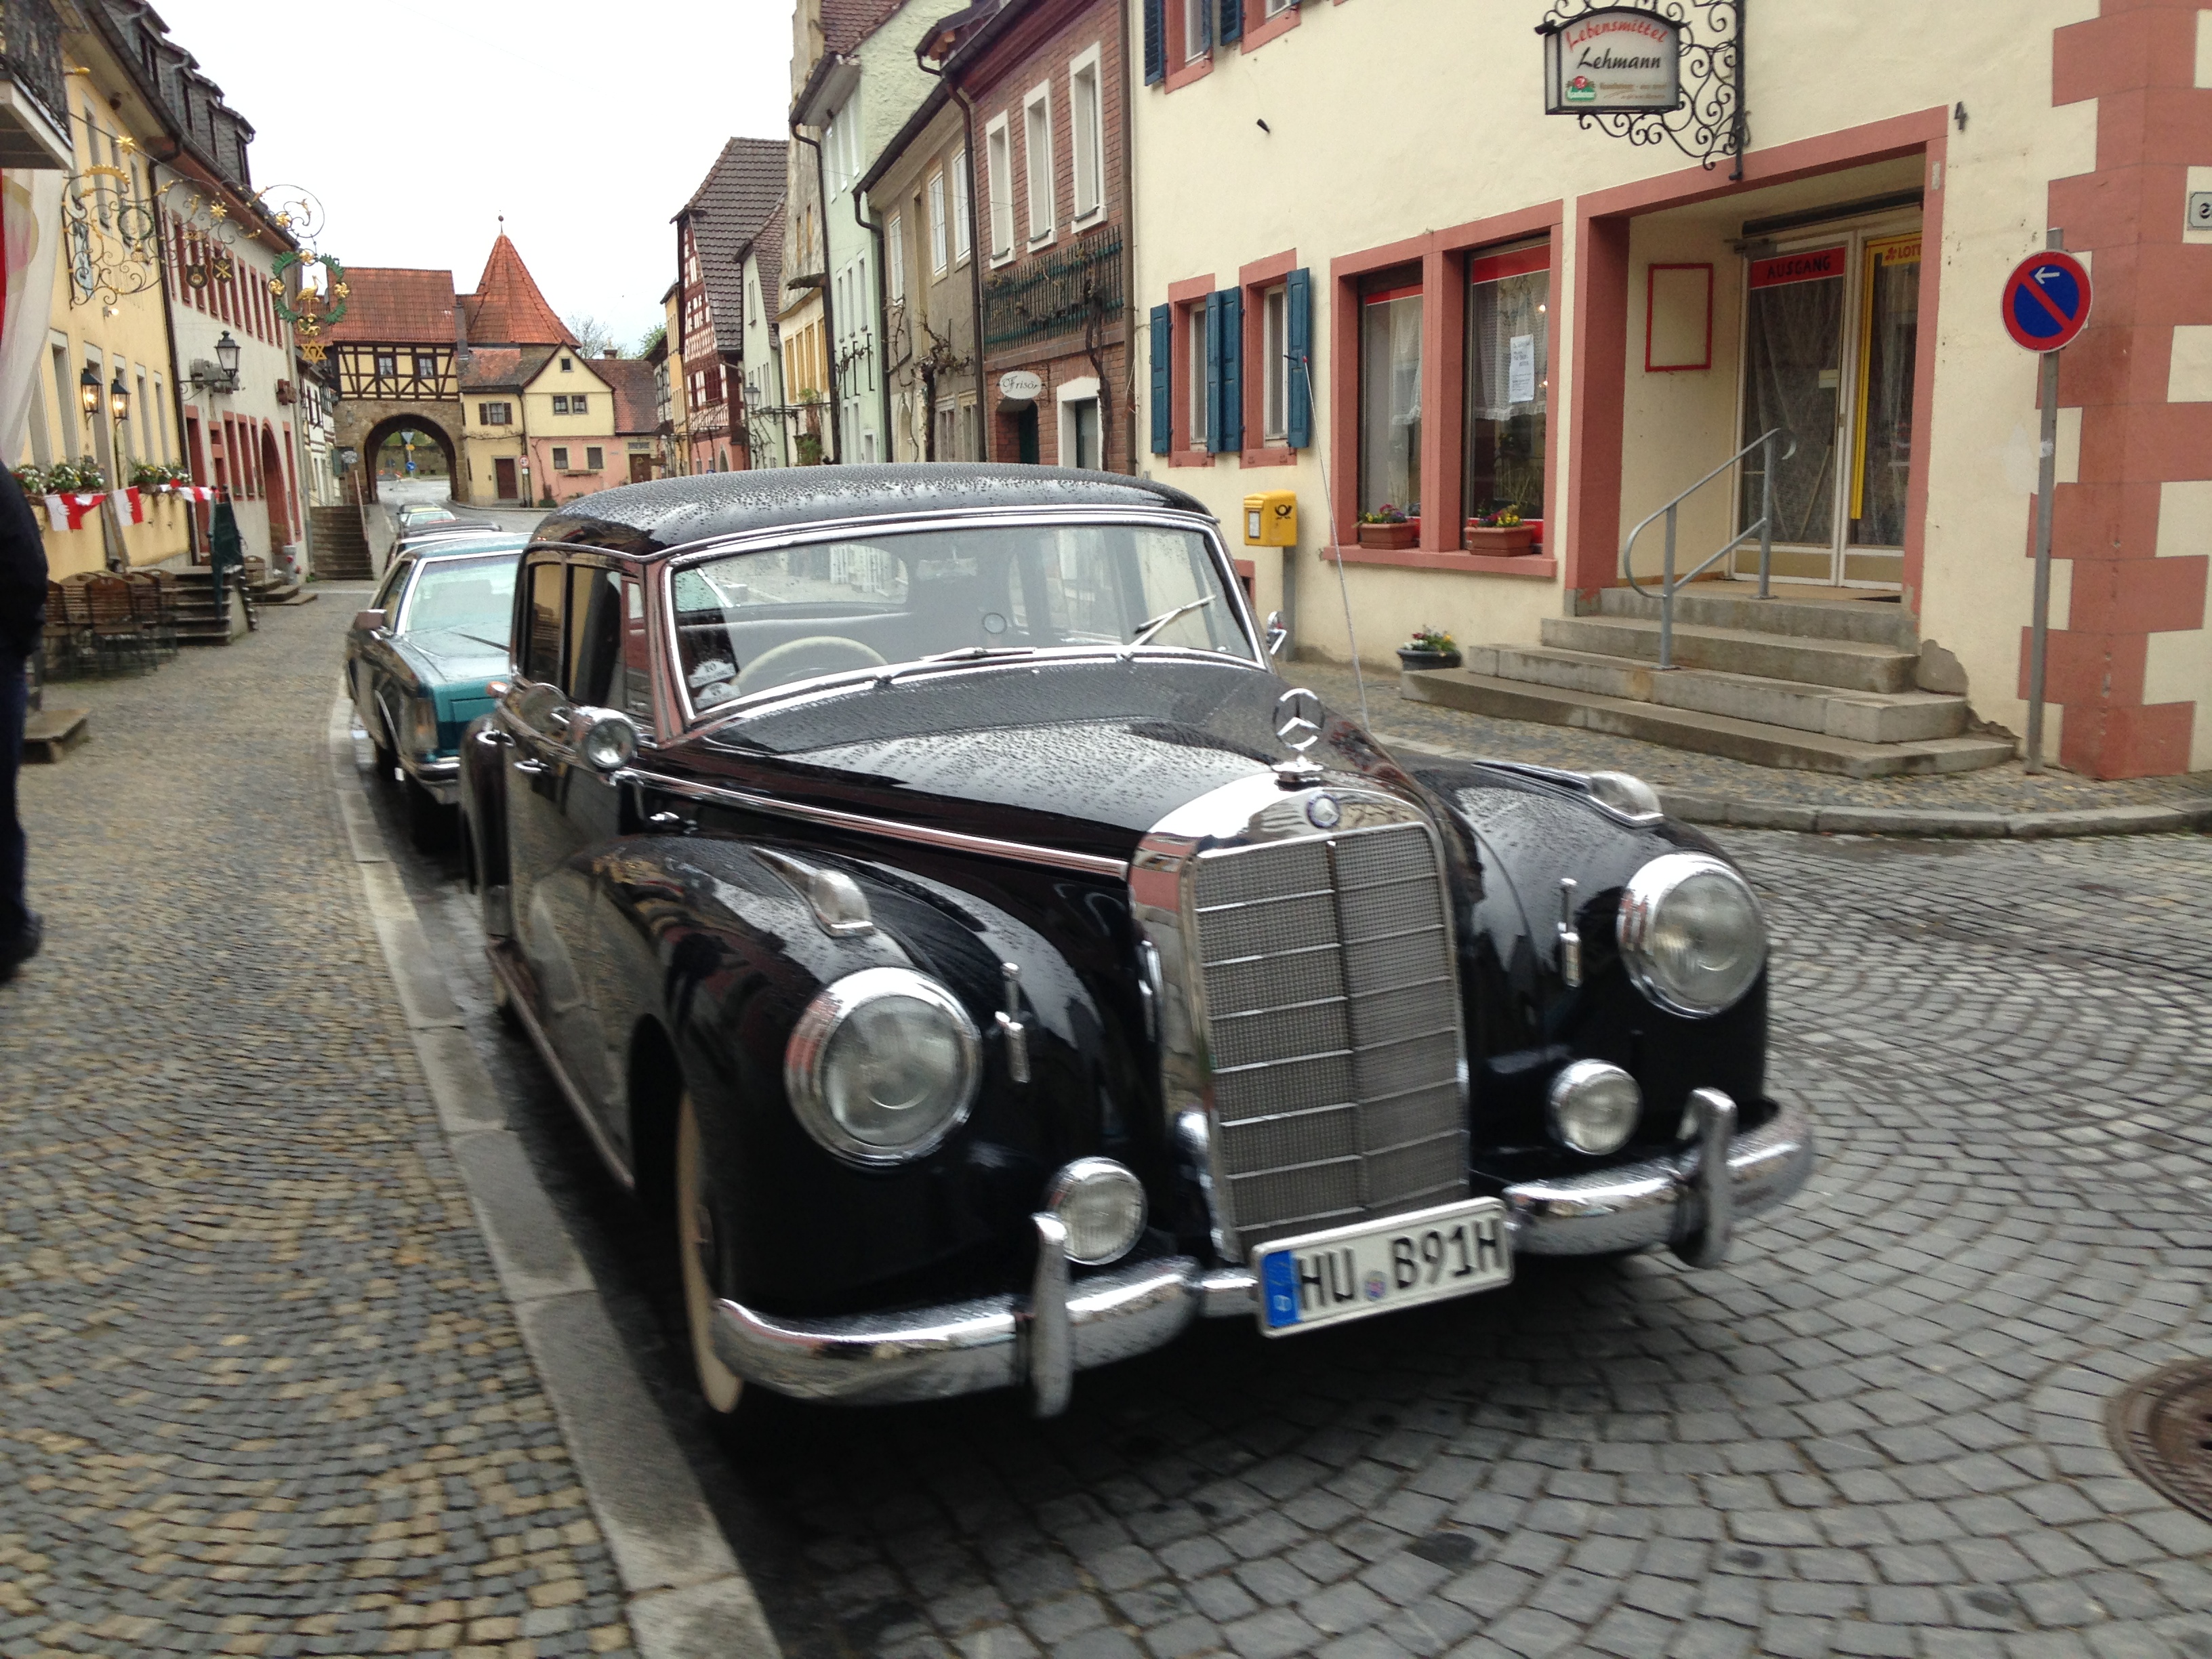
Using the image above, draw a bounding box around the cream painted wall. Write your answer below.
[2145,478,2212,769]
[1129,0,2121,712]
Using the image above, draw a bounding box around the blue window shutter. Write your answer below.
[1217,287,1244,454]
[1143,0,1165,83]
[1285,267,1312,449]
[1198,0,1213,54]
[1204,291,1225,453]
[1149,304,1172,454]
[1220,0,1243,43]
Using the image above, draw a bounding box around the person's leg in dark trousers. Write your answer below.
[0,643,38,975]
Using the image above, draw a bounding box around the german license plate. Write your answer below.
[1255,1197,1511,1336]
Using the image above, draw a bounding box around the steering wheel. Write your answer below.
[737,635,888,695]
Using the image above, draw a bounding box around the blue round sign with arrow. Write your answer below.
[2003,250,2092,352]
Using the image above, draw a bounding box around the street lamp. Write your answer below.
[214,331,241,386]
[108,371,129,424]
[79,364,100,417]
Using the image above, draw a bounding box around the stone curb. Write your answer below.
[1374,729,2212,840]
[324,698,782,1659]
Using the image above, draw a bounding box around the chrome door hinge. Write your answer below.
[1557,877,1582,989]
[997,961,1031,1084]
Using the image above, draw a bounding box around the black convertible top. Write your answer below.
[530,464,1213,556]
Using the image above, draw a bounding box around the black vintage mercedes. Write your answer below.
[458,466,1813,1419]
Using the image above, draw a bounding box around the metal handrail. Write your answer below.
[1621,426,1797,669]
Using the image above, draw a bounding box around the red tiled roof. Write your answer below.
[458,346,559,392]
[462,235,575,348]
[594,356,659,435]
[823,0,904,54]
[678,140,787,356]
[325,268,457,344]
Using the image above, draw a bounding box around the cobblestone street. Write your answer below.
[9,592,2212,1659]
[5,596,636,1658]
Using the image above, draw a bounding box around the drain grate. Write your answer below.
[2109,1359,2212,1523]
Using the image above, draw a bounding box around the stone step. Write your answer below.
[1401,668,2015,778]
[1541,613,1918,693]
[23,706,87,762]
[1469,644,1970,743]
[1597,583,1917,648]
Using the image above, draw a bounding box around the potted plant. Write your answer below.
[1465,504,1536,555]
[1356,503,1420,550]
[1396,626,1462,672]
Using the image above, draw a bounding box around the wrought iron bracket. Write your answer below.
[1536,0,1746,178]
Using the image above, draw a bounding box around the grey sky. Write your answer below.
[146,0,795,350]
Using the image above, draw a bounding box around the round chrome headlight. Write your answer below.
[1547,1059,1642,1155]
[785,968,981,1165]
[1616,853,1767,1017]
[576,710,638,773]
[1048,1158,1148,1265]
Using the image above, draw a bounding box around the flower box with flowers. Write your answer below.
[1356,506,1420,550]
[1465,507,1536,556]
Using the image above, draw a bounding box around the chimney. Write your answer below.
[602,348,618,359]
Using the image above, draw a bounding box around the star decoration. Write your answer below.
[117,136,136,154]
[333,283,349,298]
[209,205,226,220]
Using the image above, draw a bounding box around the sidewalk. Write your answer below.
[5,600,637,1656]
[1297,661,2212,836]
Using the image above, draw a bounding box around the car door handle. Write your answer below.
[513,758,548,776]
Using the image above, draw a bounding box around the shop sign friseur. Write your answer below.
[1541,7,1684,115]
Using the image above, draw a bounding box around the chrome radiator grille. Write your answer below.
[1191,821,1466,1252]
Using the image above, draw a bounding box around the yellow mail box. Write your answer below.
[1243,491,1297,547]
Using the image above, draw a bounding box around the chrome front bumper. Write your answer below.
[712,1094,1814,1415]
[400,752,460,804]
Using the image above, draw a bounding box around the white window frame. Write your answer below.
[1262,283,1288,443]
[1057,375,1101,470]
[1183,0,1210,62]
[1264,0,1293,16]
[985,115,1015,265]
[1187,304,1208,449]
[927,170,949,275]
[1069,45,1105,227]
[951,147,972,264]
[887,211,906,302]
[1023,83,1055,248]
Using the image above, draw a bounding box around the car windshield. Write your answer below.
[398,552,520,637]
[670,522,1250,712]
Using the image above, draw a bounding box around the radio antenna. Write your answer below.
[1294,350,1369,731]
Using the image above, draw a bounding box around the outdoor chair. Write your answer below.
[41,580,92,678]
[128,571,180,659]
[81,572,154,675]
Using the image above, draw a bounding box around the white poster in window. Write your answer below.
[1508,335,1536,405]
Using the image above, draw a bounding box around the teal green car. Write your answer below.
[345,538,525,844]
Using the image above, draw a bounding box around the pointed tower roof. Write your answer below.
[462,233,575,348]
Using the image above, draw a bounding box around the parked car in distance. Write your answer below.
[347,535,527,844]
[459,466,1814,1421]
[395,503,500,535]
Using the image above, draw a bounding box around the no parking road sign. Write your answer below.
[2003,250,2092,352]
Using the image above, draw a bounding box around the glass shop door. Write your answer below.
[1734,219,1921,588]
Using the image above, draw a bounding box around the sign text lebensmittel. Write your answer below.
[1542,7,1684,115]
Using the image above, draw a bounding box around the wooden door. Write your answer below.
[628,453,652,483]
[495,457,518,500]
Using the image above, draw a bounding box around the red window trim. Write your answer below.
[1326,201,1565,554]
[1163,0,1213,91]
[1467,245,1551,285]
[1240,0,1299,52]
[1167,271,1215,468]
[1240,248,1297,468]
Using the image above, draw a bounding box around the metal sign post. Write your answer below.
[2004,234,2092,776]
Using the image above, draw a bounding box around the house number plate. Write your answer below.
[1256,1196,1512,1336]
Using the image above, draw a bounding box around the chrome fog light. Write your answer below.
[786,968,981,1165]
[1047,1158,1147,1265]
[576,709,639,773]
[1547,1059,1642,1155]
[1617,852,1767,1017]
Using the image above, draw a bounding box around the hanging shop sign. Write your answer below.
[1540,7,1683,114]
[997,369,1043,402]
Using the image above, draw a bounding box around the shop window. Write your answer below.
[1462,245,1549,524]
[1357,268,1422,516]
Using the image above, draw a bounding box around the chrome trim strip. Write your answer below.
[1504,1097,1813,1258]
[485,942,636,1192]
[622,767,1132,880]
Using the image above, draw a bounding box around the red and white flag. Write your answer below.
[172,484,215,503]
[119,486,147,524]
[43,491,104,531]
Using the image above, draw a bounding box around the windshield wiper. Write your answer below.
[453,631,510,651]
[1124,595,1213,653]
[876,644,1036,687]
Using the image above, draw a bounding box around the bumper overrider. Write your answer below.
[712,1092,1814,1414]
[401,752,461,805]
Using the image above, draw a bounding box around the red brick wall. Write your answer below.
[962,0,1132,470]
[2041,0,2212,777]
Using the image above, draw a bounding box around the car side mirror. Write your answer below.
[1264,611,1289,659]
[353,608,386,633]
[571,706,639,773]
